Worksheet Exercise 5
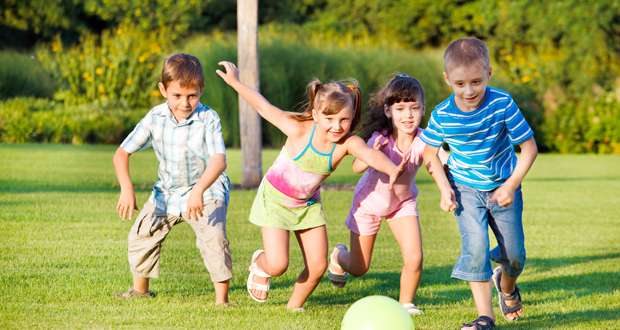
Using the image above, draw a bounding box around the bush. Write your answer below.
[0,51,55,100]
[543,95,620,154]
[36,24,171,108]
[185,30,451,147]
[0,97,146,144]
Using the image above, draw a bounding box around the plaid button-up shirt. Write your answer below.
[121,102,230,215]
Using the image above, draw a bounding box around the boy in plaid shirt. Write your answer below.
[113,54,232,306]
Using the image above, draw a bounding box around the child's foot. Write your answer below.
[492,266,523,321]
[401,303,423,315]
[113,287,154,299]
[215,302,236,308]
[247,250,271,302]
[328,244,348,288]
[460,316,496,330]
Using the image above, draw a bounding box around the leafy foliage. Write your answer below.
[36,24,170,108]
[0,51,55,100]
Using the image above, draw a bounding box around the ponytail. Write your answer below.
[348,85,362,132]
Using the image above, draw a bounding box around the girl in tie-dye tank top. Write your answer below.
[217,61,407,312]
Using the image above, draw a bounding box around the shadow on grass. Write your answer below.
[509,308,620,328]
[525,252,620,273]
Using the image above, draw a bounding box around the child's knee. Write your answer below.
[265,258,289,276]
[348,263,370,277]
[403,252,423,271]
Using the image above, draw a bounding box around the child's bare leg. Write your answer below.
[286,226,329,309]
[388,216,423,305]
[497,264,523,320]
[461,280,495,330]
[331,232,377,281]
[133,275,149,293]
[214,279,230,305]
[250,226,290,300]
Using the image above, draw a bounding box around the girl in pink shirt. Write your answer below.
[328,73,448,315]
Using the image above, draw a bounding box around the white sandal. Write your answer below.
[402,303,423,315]
[247,249,271,303]
[327,244,348,288]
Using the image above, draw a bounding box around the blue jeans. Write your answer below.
[450,180,526,281]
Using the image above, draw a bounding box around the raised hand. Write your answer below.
[216,61,240,86]
[372,135,388,150]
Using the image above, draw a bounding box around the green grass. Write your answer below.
[1,144,619,329]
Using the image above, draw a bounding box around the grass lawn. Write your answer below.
[1,144,619,329]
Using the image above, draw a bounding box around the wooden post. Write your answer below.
[237,0,262,188]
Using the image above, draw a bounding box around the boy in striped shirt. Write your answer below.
[113,54,232,306]
[421,38,538,330]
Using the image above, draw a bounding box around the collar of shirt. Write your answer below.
[152,101,201,126]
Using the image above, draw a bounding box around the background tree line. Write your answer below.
[2,0,620,153]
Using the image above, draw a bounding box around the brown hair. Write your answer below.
[443,37,490,74]
[161,53,205,89]
[292,78,362,133]
[361,73,425,141]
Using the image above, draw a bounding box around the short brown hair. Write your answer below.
[444,38,490,74]
[161,53,204,89]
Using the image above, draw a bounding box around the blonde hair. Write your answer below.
[444,37,490,74]
[292,78,362,132]
[161,53,204,89]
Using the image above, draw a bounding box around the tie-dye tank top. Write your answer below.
[249,124,336,230]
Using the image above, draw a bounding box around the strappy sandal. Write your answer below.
[113,287,154,299]
[461,316,496,330]
[402,303,423,315]
[492,266,523,321]
[327,244,348,288]
[247,249,271,303]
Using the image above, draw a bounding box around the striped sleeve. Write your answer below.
[504,97,534,145]
[204,109,226,156]
[120,112,153,154]
[419,111,445,147]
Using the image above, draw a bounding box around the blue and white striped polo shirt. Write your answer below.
[420,87,534,190]
[121,102,230,215]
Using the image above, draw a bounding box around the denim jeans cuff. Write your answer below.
[451,269,492,282]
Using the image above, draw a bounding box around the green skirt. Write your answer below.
[249,178,328,231]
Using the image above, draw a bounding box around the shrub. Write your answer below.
[35,24,171,108]
[0,97,146,145]
[543,95,620,154]
[0,51,55,100]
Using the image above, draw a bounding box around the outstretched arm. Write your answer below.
[346,135,406,190]
[490,137,538,207]
[113,147,139,221]
[216,61,302,137]
[352,135,388,174]
[423,144,457,212]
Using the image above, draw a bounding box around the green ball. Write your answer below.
[341,296,414,330]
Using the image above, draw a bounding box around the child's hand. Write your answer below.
[440,189,458,212]
[372,135,388,150]
[387,153,410,190]
[490,185,516,207]
[216,61,240,86]
[116,189,139,221]
[186,190,204,222]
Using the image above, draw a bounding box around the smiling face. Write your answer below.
[443,65,492,112]
[312,104,353,143]
[158,80,205,122]
[385,101,425,137]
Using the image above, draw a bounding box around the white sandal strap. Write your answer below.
[250,265,271,279]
